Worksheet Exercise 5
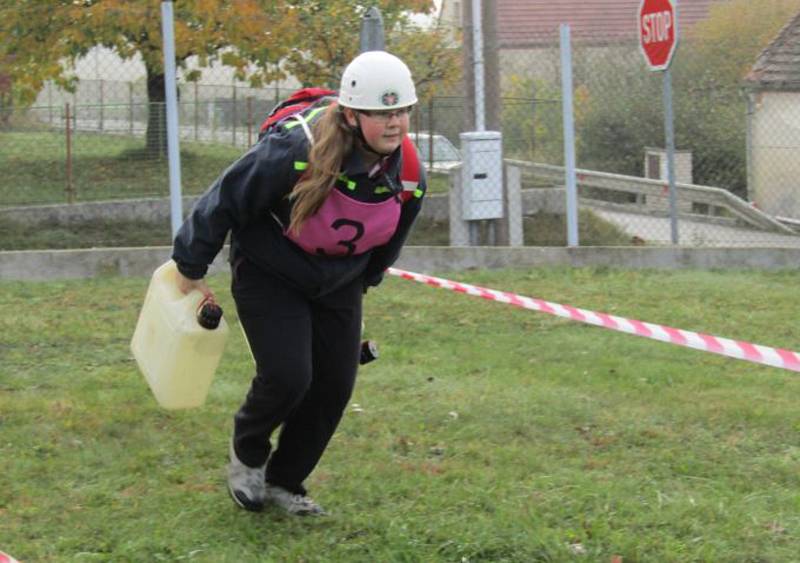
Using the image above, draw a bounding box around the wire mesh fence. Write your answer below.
[2,4,799,251]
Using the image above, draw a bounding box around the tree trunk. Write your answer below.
[0,72,12,129]
[146,66,167,158]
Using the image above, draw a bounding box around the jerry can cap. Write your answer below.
[198,302,223,330]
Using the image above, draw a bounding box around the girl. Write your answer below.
[171,51,426,515]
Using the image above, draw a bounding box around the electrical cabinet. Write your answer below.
[460,131,503,220]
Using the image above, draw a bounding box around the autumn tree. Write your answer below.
[682,0,800,86]
[0,0,459,155]
[576,0,800,194]
[672,0,800,193]
[280,1,461,100]
[0,0,299,154]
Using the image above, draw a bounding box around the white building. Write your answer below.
[744,11,800,220]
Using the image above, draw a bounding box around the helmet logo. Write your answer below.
[381,91,399,106]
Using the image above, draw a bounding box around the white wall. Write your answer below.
[750,90,800,219]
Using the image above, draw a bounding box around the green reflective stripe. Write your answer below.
[414,188,424,198]
[284,106,327,129]
[336,173,356,191]
[306,106,327,122]
[294,161,308,171]
[374,186,391,195]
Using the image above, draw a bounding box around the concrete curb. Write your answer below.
[0,189,558,225]
[1,245,798,282]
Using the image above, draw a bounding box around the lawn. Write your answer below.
[0,130,243,206]
[0,130,448,208]
[2,267,799,562]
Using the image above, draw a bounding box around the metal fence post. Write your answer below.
[428,96,434,167]
[194,82,199,141]
[161,0,183,237]
[247,96,253,147]
[232,84,237,146]
[128,81,134,136]
[98,79,104,132]
[48,82,53,125]
[560,23,579,247]
[65,103,74,204]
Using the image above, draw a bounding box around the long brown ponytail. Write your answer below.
[288,104,354,235]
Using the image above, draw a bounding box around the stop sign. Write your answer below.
[638,0,679,71]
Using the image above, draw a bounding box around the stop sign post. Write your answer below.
[638,0,680,244]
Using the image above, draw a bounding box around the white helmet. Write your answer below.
[338,51,418,111]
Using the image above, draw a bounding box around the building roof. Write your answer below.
[497,0,724,47]
[744,11,800,91]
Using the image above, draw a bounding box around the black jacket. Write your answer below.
[172,110,426,298]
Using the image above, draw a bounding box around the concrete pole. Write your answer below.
[359,7,385,52]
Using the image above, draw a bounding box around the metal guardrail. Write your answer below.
[507,160,797,235]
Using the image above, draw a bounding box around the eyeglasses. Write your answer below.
[357,106,413,123]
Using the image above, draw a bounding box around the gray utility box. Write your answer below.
[460,131,503,220]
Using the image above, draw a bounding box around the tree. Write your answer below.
[1,0,297,154]
[575,0,800,195]
[279,1,460,100]
[0,0,459,156]
[683,0,800,86]
[672,0,800,194]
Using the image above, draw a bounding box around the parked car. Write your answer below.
[410,132,461,173]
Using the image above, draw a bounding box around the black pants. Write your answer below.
[230,259,363,495]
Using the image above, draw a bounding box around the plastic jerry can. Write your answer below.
[131,260,229,409]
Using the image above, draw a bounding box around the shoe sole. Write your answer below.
[228,482,264,512]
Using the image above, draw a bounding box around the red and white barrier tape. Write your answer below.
[387,268,800,373]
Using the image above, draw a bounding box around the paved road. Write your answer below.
[593,208,800,247]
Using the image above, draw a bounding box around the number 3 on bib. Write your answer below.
[316,218,365,257]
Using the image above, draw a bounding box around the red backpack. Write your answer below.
[258,87,421,201]
[258,87,336,139]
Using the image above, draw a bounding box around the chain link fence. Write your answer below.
[2,5,799,251]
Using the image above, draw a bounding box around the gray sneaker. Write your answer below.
[264,484,326,516]
[227,441,266,512]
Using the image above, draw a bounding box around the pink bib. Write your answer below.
[286,188,401,257]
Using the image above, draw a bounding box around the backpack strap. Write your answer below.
[399,136,422,202]
[290,112,315,145]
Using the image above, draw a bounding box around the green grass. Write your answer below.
[1,129,443,206]
[2,267,800,561]
[0,217,174,250]
[0,130,242,206]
